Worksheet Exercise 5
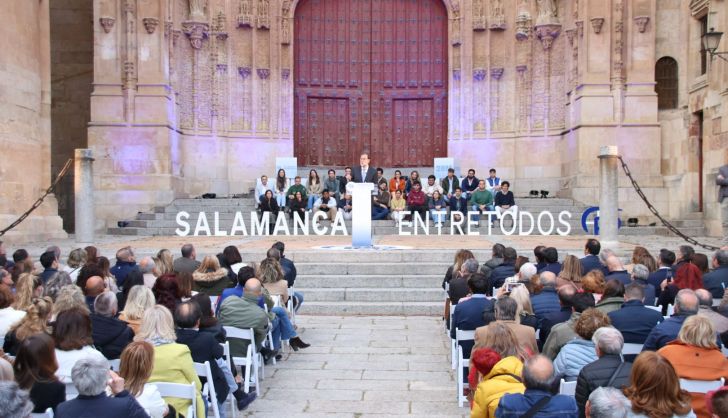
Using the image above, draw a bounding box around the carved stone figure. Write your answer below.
[281,18,291,45]
[515,13,531,40]
[450,0,460,18]
[143,18,159,34]
[238,0,253,27]
[536,0,558,24]
[189,0,207,21]
[490,0,506,30]
[99,17,115,33]
[473,0,486,31]
[257,0,270,30]
[634,16,649,33]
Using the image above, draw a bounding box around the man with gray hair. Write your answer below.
[496,355,578,417]
[630,263,656,306]
[704,249,728,298]
[585,387,631,418]
[475,296,537,354]
[110,246,138,288]
[56,357,148,418]
[519,262,538,282]
[695,288,728,333]
[643,288,701,351]
[138,256,157,288]
[575,327,632,418]
[0,381,34,418]
[90,292,134,359]
[531,271,561,321]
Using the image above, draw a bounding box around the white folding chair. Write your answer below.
[455,329,475,407]
[645,305,661,313]
[559,379,577,396]
[220,342,237,418]
[666,304,674,316]
[108,359,121,371]
[261,304,277,364]
[449,304,457,369]
[155,382,197,418]
[535,329,540,342]
[714,298,723,307]
[30,408,53,418]
[288,287,297,325]
[679,377,725,393]
[621,343,643,356]
[65,382,78,400]
[722,346,728,357]
[223,326,261,396]
[193,361,220,418]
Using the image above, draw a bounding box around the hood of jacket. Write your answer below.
[193,268,229,285]
[484,356,524,380]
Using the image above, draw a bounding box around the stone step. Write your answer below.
[281,251,486,264]
[295,274,444,288]
[303,288,445,302]
[299,301,442,316]
[618,225,706,237]
[295,262,450,276]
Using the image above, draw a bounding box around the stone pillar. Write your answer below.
[74,149,95,244]
[599,145,620,249]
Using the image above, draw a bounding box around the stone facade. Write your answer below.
[0,0,66,243]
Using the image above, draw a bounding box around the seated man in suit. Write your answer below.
[604,255,631,286]
[643,289,700,351]
[490,247,517,290]
[704,249,728,299]
[542,292,595,360]
[630,264,656,306]
[337,192,353,220]
[450,273,494,359]
[530,271,561,321]
[538,284,576,350]
[608,283,664,344]
[352,153,376,184]
[648,249,675,299]
[538,247,562,275]
[580,238,604,275]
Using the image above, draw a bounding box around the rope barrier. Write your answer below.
[618,156,720,251]
[0,158,73,237]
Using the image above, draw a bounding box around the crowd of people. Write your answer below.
[0,240,308,417]
[255,153,514,226]
[445,239,728,418]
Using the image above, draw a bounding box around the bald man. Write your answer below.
[495,355,578,417]
[84,276,106,313]
[643,289,710,351]
[695,288,728,333]
[218,278,274,361]
[604,256,631,286]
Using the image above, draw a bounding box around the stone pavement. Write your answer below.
[241,315,469,418]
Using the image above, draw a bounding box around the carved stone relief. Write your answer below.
[238,0,253,27]
[281,18,291,45]
[99,17,115,33]
[489,0,506,30]
[189,0,207,21]
[536,0,558,25]
[143,18,159,34]
[590,17,604,34]
[257,0,270,30]
[634,16,649,33]
[473,0,486,31]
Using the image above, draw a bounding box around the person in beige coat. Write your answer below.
[474,296,538,356]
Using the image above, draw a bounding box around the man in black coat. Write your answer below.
[174,301,256,411]
[704,249,728,299]
[607,284,664,345]
[648,249,675,298]
[575,327,632,418]
[90,292,134,360]
[579,239,605,276]
[489,247,517,290]
[351,153,377,184]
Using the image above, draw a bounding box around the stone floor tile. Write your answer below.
[306,400,411,414]
[316,379,409,391]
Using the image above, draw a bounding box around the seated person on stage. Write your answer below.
[405,170,421,194]
[313,189,337,220]
[374,167,388,188]
[448,187,468,223]
[372,182,391,220]
[429,190,447,226]
[288,191,307,221]
[494,181,518,220]
[440,168,459,203]
[468,179,494,222]
[286,176,307,204]
[337,192,353,220]
[389,189,406,226]
[324,169,341,201]
[423,175,444,199]
[389,170,406,195]
[338,167,352,197]
[405,181,428,221]
[486,168,502,195]
[274,169,289,207]
[255,175,272,203]
[461,168,479,199]
[259,190,280,222]
[306,170,323,210]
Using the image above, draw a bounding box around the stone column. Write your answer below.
[599,145,619,249]
[74,149,95,244]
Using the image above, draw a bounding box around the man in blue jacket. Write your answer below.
[642,289,699,351]
[703,249,728,299]
[450,273,494,358]
[110,246,139,289]
[608,283,664,344]
[647,249,675,299]
[579,239,604,276]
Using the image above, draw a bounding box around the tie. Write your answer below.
[361,167,366,181]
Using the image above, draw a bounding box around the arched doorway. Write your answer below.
[294,0,448,167]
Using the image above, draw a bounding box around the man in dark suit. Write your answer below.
[716,164,728,242]
[490,247,517,290]
[538,285,576,349]
[648,249,675,299]
[704,249,728,299]
[608,283,664,344]
[604,255,631,286]
[580,239,604,275]
[450,273,494,359]
[539,247,562,275]
[352,153,376,184]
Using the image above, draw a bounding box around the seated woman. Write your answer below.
[14,333,65,413]
[192,256,232,297]
[119,341,171,418]
[389,189,406,226]
[553,308,611,381]
[274,169,289,208]
[119,285,155,335]
[53,307,107,384]
[258,258,309,351]
[389,170,406,195]
[259,190,280,232]
[509,285,538,330]
[3,296,52,356]
[581,270,606,302]
[137,305,205,418]
[429,190,447,226]
[152,274,181,313]
[0,285,26,347]
[289,191,307,221]
[659,315,728,417]
[623,351,695,418]
[306,169,322,210]
[13,273,43,312]
[595,279,625,314]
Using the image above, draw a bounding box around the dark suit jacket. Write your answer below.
[490,262,516,290]
[539,262,562,275]
[704,266,728,299]
[538,307,572,349]
[176,328,229,402]
[450,295,494,358]
[647,267,673,298]
[56,391,148,418]
[30,380,66,413]
[607,300,664,344]
[90,314,134,360]
[605,270,632,286]
[580,255,603,276]
[352,166,377,183]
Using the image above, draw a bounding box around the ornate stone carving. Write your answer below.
[238,0,253,27]
[214,12,228,40]
[143,17,159,34]
[473,68,487,81]
[575,20,584,37]
[473,0,486,31]
[590,17,604,34]
[489,0,506,30]
[490,67,504,80]
[217,64,228,72]
[450,0,460,17]
[257,68,270,79]
[281,69,291,80]
[164,20,173,37]
[515,12,531,40]
[122,61,136,90]
[565,28,575,45]
[282,0,292,16]
[99,17,115,33]
[451,18,462,46]
[189,0,207,21]
[634,16,650,33]
[257,0,270,30]
[453,69,461,81]
[182,21,209,49]
[281,18,291,45]
[536,0,558,25]
[238,66,252,78]
[535,24,561,50]
[516,64,527,73]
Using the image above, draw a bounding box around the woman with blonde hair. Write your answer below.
[3,296,53,355]
[658,315,728,417]
[155,249,174,276]
[137,305,204,418]
[626,246,652,274]
[119,341,169,418]
[12,273,43,312]
[557,255,583,289]
[258,257,289,304]
[623,351,695,418]
[581,270,606,302]
[192,255,231,296]
[50,285,87,320]
[509,285,538,329]
[42,271,73,301]
[66,248,87,282]
[553,309,611,380]
[443,249,476,289]
[119,285,155,334]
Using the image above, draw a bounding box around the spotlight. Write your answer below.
[539,190,549,198]
[201,193,217,199]
[117,221,129,228]
[627,218,639,227]
[529,190,539,197]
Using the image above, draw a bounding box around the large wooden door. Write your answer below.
[294,0,448,167]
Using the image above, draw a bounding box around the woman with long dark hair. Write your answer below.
[151,274,181,313]
[13,333,65,413]
[289,191,307,221]
[275,168,288,207]
[307,169,322,210]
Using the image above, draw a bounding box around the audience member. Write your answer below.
[531,271,561,321]
[90,292,133,359]
[152,274,181,313]
[65,248,86,282]
[581,270,606,302]
[542,292,595,360]
[475,296,537,355]
[486,168,502,194]
[580,239,604,276]
[448,258,480,305]
[480,244,505,280]
[289,190,307,220]
[0,381,34,418]
[190,293,228,344]
[0,285,25,346]
[83,275,105,313]
[704,249,728,299]
[461,168,479,198]
[110,246,138,288]
[314,189,338,220]
[51,285,88,320]
[116,270,144,311]
[451,273,494,359]
[338,192,353,220]
[94,257,117,293]
[585,387,631,418]
[389,170,406,195]
[274,168,289,207]
[75,263,104,297]
[648,249,676,299]
[119,285,155,335]
[625,247,651,274]
[575,327,632,418]
[673,245,704,291]
[173,244,201,274]
[554,309,611,381]
[259,257,289,306]
[695,289,728,334]
[52,307,106,383]
[623,351,694,418]
[495,355,578,417]
[470,323,527,391]
[539,284,577,348]
[603,256,631,286]
[324,169,341,200]
[137,256,156,288]
[42,271,73,301]
[490,247,517,290]
[595,280,625,314]
[706,386,728,418]
[118,341,170,418]
[440,168,458,201]
[255,174,273,202]
[428,190,446,226]
[468,179,494,222]
[13,273,42,312]
[509,284,539,330]
[607,283,664,344]
[192,255,231,296]
[693,253,710,274]
[493,181,517,223]
[13,333,65,413]
[155,249,174,277]
[287,175,308,203]
[643,289,700,351]
[39,251,59,284]
[83,246,98,266]
[534,245,547,272]
[630,264,656,306]
[3,296,52,356]
[218,279,276,363]
[558,255,584,289]
[406,181,428,221]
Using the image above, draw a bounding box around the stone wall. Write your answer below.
[0,0,66,243]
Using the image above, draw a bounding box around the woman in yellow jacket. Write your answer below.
[471,356,525,418]
[136,305,205,418]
